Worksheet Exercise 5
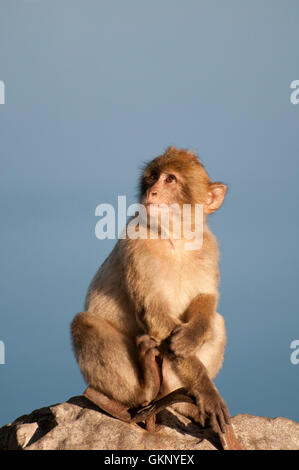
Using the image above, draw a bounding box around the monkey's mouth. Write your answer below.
[144,202,170,207]
[144,202,157,210]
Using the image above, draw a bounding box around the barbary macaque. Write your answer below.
[71,146,229,433]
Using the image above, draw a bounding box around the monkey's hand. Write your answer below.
[173,356,230,434]
[193,383,230,434]
[143,313,178,345]
[168,324,202,357]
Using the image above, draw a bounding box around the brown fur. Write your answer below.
[71,146,229,431]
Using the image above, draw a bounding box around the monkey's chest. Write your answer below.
[149,256,217,319]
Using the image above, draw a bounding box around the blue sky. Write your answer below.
[0,0,298,426]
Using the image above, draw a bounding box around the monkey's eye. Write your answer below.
[147,172,158,183]
[166,174,176,183]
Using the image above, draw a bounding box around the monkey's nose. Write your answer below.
[151,191,158,197]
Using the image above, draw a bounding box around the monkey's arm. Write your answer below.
[138,303,179,344]
[172,355,230,433]
[158,295,229,434]
[138,301,230,434]
[169,293,217,357]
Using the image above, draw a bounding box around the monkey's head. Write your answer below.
[139,146,227,215]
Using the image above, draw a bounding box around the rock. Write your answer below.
[0,396,298,450]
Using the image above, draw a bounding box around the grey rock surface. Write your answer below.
[0,396,298,450]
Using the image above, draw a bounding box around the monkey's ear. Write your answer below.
[204,183,227,214]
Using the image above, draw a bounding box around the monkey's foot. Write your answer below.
[192,388,230,435]
[84,386,243,449]
[83,386,158,432]
[83,386,190,432]
[190,389,244,450]
[130,388,243,448]
[131,387,244,450]
[136,334,161,403]
[84,386,132,422]
[130,387,194,423]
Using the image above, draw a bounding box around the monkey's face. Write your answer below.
[141,170,185,210]
[139,147,227,216]
[139,147,210,213]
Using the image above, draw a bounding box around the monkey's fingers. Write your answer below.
[136,334,157,345]
[196,397,207,428]
[151,348,160,357]
[211,398,230,434]
[168,325,198,358]
[221,399,231,425]
[209,412,221,435]
[215,405,227,434]
[136,334,158,356]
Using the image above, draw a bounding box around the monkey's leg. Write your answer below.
[84,386,132,422]
[71,312,161,409]
[127,334,162,431]
[136,334,162,405]
[84,335,162,429]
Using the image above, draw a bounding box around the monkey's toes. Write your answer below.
[208,400,230,435]
[195,392,230,434]
[136,334,158,357]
